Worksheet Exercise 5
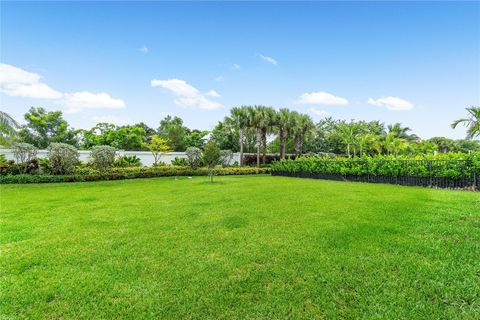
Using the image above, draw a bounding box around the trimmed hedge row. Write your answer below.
[0,166,271,184]
[271,153,480,190]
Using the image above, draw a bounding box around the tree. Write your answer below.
[0,111,19,146]
[211,120,239,152]
[387,123,418,142]
[291,114,314,155]
[276,108,296,159]
[384,133,408,155]
[358,133,382,156]
[202,140,221,182]
[185,129,209,149]
[249,106,275,167]
[19,107,79,148]
[451,106,480,139]
[158,116,188,151]
[228,106,251,165]
[142,135,171,165]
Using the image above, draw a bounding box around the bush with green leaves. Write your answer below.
[203,141,221,182]
[47,143,79,174]
[0,166,271,184]
[12,142,38,163]
[220,150,233,167]
[171,157,188,166]
[90,145,116,170]
[271,152,480,179]
[114,155,142,167]
[185,147,203,169]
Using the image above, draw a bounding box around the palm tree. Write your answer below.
[292,113,314,155]
[228,106,250,166]
[0,111,19,146]
[335,122,361,157]
[276,108,295,159]
[451,106,480,139]
[384,133,408,155]
[248,106,275,166]
[358,133,382,156]
[387,123,418,142]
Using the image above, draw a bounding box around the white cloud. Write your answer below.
[257,54,278,65]
[1,63,126,113]
[368,96,413,111]
[151,78,223,110]
[0,63,62,99]
[231,64,241,70]
[308,108,330,117]
[139,45,148,54]
[215,75,224,82]
[64,92,126,113]
[294,91,348,105]
[205,90,220,97]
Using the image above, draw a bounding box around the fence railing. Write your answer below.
[271,159,479,191]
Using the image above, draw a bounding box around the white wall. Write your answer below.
[0,148,241,167]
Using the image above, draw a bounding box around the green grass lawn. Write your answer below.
[1,175,479,319]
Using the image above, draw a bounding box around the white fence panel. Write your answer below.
[0,148,241,167]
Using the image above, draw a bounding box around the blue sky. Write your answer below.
[1,1,479,139]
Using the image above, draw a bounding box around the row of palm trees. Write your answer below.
[228,106,314,166]
[226,106,480,165]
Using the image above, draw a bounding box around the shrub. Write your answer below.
[203,141,221,182]
[0,154,6,164]
[185,147,203,169]
[90,145,116,170]
[0,166,271,184]
[47,143,79,174]
[142,135,170,166]
[220,150,233,167]
[114,155,142,167]
[12,143,37,163]
[171,157,188,166]
[271,152,480,180]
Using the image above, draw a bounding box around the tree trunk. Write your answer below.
[279,130,286,159]
[294,136,301,155]
[239,128,244,166]
[256,129,261,168]
[347,144,350,157]
[262,129,267,164]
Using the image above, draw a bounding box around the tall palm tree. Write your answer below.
[387,123,418,142]
[249,106,276,166]
[292,113,314,155]
[451,106,480,139]
[276,108,295,159]
[0,111,19,146]
[229,106,250,166]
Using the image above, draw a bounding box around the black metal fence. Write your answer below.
[271,159,479,191]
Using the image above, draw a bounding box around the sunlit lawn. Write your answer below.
[1,175,479,319]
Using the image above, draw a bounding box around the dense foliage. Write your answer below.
[11,142,38,163]
[90,145,117,170]
[0,166,270,184]
[271,153,480,179]
[47,143,80,174]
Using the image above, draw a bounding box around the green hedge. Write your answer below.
[0,166,271,184]
[271,153,480,179]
